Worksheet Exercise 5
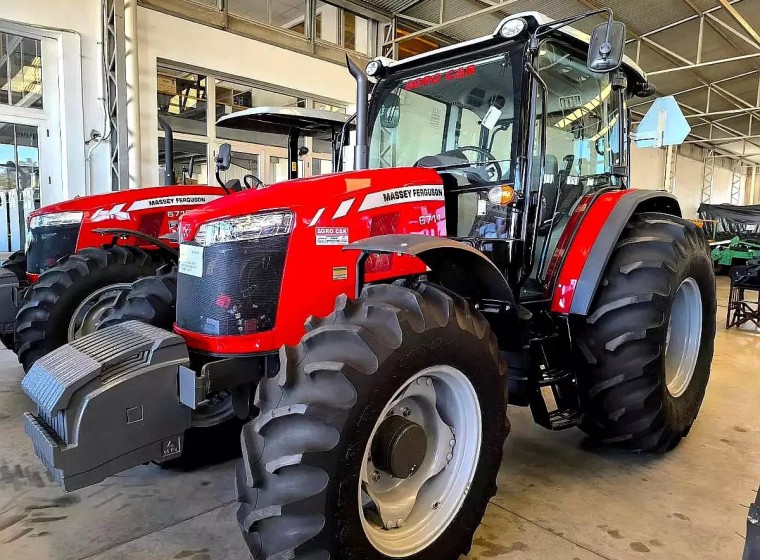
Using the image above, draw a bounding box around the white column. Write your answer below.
[124,0,142,188]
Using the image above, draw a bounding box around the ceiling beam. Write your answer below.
[717,0,760,45]
[647,52,760,75]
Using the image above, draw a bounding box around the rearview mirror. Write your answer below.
[380,93,401,129]
[587,21,626,73]
[215,143,232,172]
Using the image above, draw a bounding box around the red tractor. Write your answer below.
[2,109,351,372]
[22,10,715,560]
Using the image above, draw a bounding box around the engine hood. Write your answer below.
[29,185,226,223]
[179,167,443,241]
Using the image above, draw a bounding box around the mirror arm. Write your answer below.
[215,169,231,194]
[531,8,613,45]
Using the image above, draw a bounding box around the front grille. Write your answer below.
[177,235,289,336]
[27,224,81,274]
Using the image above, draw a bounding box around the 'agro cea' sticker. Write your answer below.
[315,227,349,246]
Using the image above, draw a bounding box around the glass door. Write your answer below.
[0,121,39,251]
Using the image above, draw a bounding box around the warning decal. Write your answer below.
[358,185,444,212]
[316,227,349,246]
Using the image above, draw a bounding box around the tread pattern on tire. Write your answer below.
[236,282,508,560]
[98,264,177,330]
[15,245,161,371]
[576,212,716,452]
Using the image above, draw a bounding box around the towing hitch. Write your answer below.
[22,321,192,491]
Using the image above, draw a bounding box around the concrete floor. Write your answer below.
[0,276,757,560]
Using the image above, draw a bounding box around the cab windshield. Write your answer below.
[368,48,522,184]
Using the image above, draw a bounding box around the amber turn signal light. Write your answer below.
[487,185,516,206]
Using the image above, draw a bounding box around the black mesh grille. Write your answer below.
[27,224,81,274]
[176,235,289,336]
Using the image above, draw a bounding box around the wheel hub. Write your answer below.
[359,367,482,557]
[68,283,133,341]
[371,415,427,479]
[664,277,703,398]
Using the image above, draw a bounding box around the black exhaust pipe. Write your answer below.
[158,116,175,185]
[346,55,369,170]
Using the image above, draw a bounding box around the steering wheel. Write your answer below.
[457,146,503,182]
[243,174,264,189]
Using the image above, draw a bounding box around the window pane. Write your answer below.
[218,151,261,187]
[316,1,339,44]
[0,33,43,109]
[343,11,369,54]
[157,67,208,136]
[215,80,306,143]
[229,0,307,35]
[396,24,443,60]
[158,138,208,185]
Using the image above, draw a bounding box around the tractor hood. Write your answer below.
[28,185,226,223]
[178,167,443,241]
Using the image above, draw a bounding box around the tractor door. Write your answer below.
[522,40,622,298]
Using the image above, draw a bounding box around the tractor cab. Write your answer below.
[213,106,353,191]
[359,11,658,296]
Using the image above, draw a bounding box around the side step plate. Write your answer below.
[22,321,192,491]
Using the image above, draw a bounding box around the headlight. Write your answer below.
[366,60,383,77]
[194,211,293,247]
[28,211,83,229]
[499,18,527,39]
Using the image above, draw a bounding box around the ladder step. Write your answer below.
[547,409,583,430]
[537,368,573,386]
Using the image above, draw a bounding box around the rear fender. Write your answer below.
[345,234,521,351]
[553,190,681,316]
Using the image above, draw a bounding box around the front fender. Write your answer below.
[553,189,681,316]
[345,234,521,350]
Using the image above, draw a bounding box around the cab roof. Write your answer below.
[374,11,647,84]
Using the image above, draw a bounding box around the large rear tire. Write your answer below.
[99,265,242,468]
[575,212,716,452]
[236,283,509,560]
[15,246,162,371]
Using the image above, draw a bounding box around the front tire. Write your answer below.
[15,246,162,371]
[236,283,509,559]
[575,213,716,452]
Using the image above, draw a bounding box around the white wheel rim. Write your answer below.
[358,366,482,557]
[68,283,133,341]
[665,277,703,398]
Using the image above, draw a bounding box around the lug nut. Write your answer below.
[385,520,395,530]
[446,453,453,462]
[425,378,433,386]
[433,501,441,510]
[401,407,411,417]
[397,518,405,527]
[371,471,381,482]
[449,439,456,447]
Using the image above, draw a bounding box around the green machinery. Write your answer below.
[710,236,760,271]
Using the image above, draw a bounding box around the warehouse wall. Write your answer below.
[135,7,357,186]
[630,143,747,218]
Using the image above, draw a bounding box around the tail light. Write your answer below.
[366,212,399,274]
[543,194,594,297]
